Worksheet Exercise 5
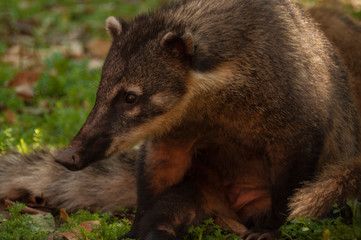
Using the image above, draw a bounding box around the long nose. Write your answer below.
[55,147,82,171]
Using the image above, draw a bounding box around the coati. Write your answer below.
[1,1,361,239]
[52,0,361,239]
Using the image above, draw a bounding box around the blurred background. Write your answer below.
[0,0,360,151]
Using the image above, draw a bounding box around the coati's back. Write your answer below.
[161,0,361,161]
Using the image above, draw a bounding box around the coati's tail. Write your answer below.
[289,158,361,218]
[0,150,137,212]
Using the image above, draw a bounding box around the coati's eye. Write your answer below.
[124,92,137,104]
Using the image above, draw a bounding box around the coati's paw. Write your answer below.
[240,230,276,240]
[145,230,176,240]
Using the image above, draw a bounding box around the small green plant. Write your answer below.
[0,128,15,153]
[0,203,48,240]
[279,202,361,240]
[58,210,132,240]
[0,128,44,153]
[184,219,239,240]
[32,128,42,150]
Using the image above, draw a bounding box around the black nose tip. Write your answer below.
[55,147,82,171]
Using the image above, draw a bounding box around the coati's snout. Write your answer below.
[56,129,113,171]
[55,147,81,171]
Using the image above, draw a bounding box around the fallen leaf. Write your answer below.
[15,84,35,100]
[64,40,84,59]
[4,199,45,214]
[59,221,100,240]
[214,215,248,236]
[79,220,101,232]
[60,208,69,221]
[6,70,40,100]
[86,38,111,58]
[87,58,104,69]
[38,41,84,61]
[5,109,17,124]
[6,70,40,87]
[2,45,39,69]
[58,231,78,240]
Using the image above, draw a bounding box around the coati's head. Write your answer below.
[56,16,199,170]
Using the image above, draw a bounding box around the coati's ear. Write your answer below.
[160,32,194,58]
[106,16,128,40]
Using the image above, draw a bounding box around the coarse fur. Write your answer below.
[1,1,361,240]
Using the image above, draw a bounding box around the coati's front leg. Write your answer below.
[128,177,209,239]
[124,137,204,239]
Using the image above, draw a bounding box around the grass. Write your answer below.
[279,202,361,239]
[0,54,99,148]
[0,203,49,240]
[57,210,132,240]
[1,0,361,239]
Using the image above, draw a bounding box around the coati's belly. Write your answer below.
[225,179,271,222]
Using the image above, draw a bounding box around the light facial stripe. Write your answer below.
[126,85,143,95]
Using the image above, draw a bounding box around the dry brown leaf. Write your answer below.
[2,45,39,69]
[79,221,101,232]
[60,208,69,221]
[87,58,104,69]
[214,215,248,236]
[15,84,35,100]
[58,231,79,240]
[86,38,111,58]
[6,70,40,100]
[37,41,84,61]
[7,70,40,87]
[64,40,84,59]
[5,109,17,124]
[4,199,45,214]
[58,221,100,240]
